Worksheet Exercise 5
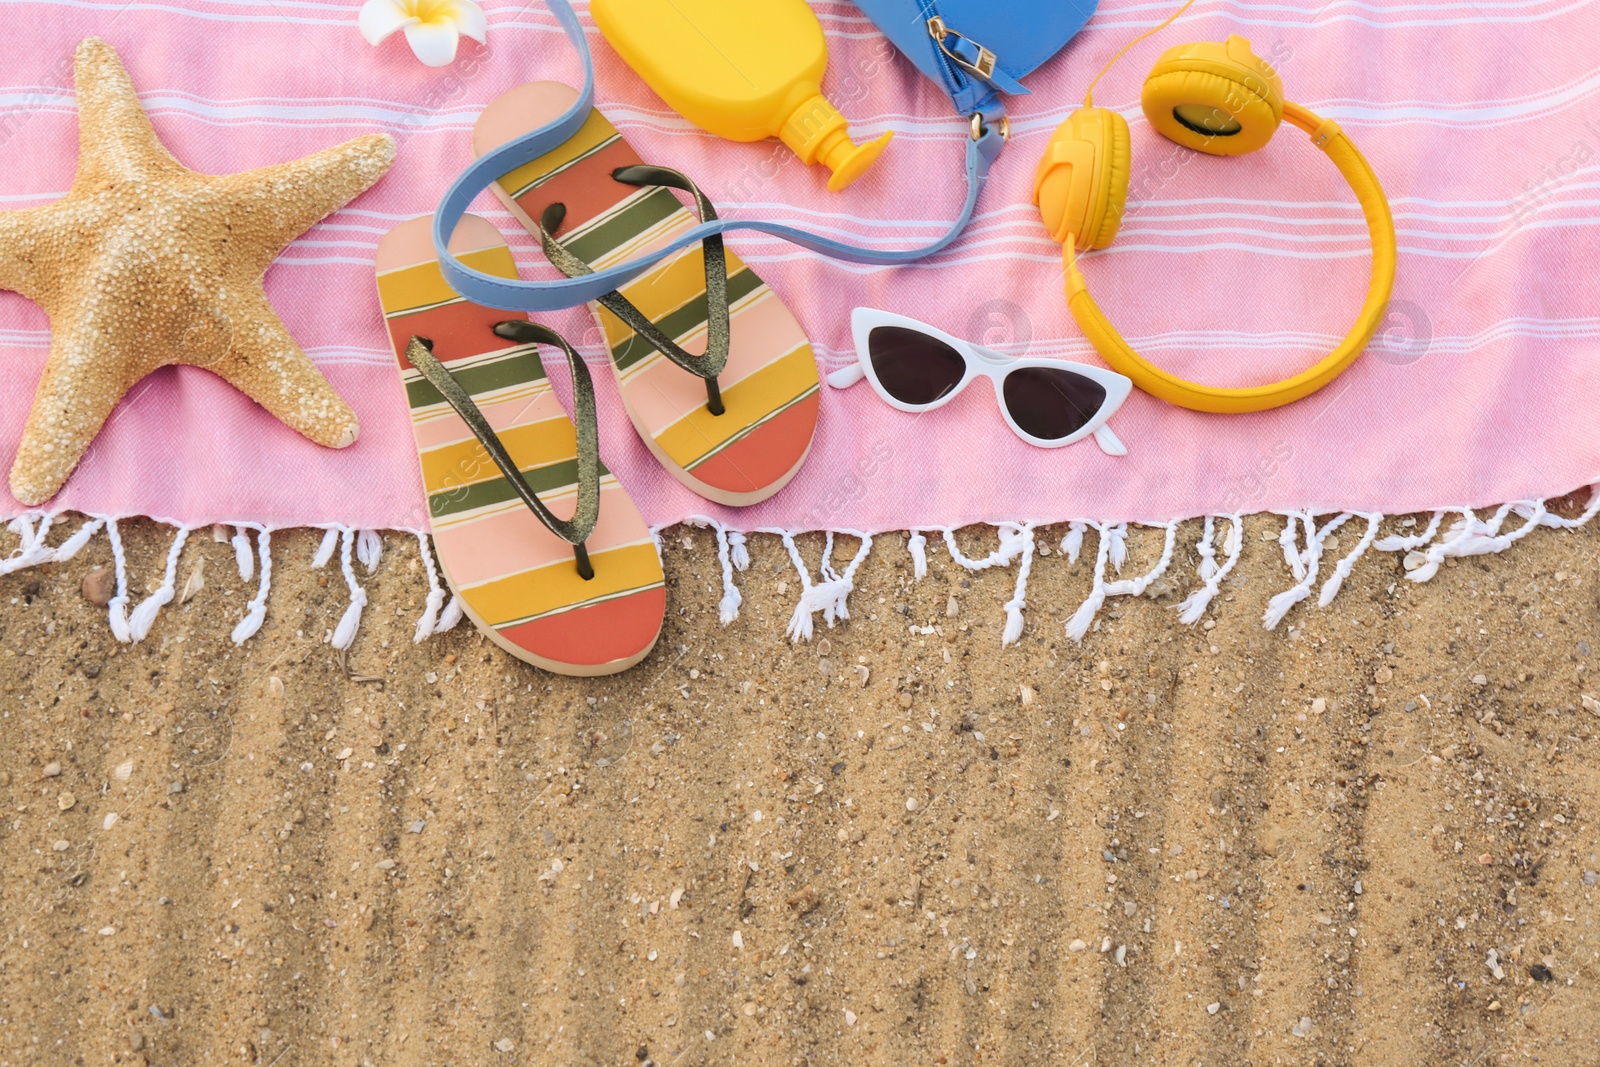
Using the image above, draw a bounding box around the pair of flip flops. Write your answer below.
[374,83,820,675]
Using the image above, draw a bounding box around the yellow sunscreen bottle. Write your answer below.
[591,0,893,191]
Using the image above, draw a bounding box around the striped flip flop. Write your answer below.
[473,82,820,507]
[375,214,664,676]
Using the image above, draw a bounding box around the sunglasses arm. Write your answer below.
[1093,423,1127,457]
[825,362,868,389]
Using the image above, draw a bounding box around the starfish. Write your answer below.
[0,38,395,505]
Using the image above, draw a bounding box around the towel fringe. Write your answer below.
[230,528,273,645]
[230,525,254,581]
[779,530,872,643]
[0,488,1593,652]
[1066,522,1114,643]
[714,522,744,626]
[906,530,928,578]
[1175,515,1242,625]
[330,528,368,651]
[413,531,448,643]
[127,525,190,642]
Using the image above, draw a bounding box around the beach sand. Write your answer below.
[0,503,1595,1065]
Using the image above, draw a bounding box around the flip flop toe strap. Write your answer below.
[536,165,731,416]
[405,329,601,579]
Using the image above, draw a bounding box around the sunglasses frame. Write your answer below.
[827,307,1132,455]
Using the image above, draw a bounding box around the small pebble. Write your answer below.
[408,820,426,833]
[1292,1017,1314,1038]
[103,812,119,830]
[945,596,959,618]
[1311,698,1327,714]
[1207,1003,1220,1015]
[1374,666,1393,684]
[98,926,115,937]
[52,839,69,852]
[1068,939,1087,953]
[113,760,134,781]
[905,798,918,812]
[494,1038,515,1053]
[81,567,115,607]
[1472,674,1488,686]
[42,762,62,778]
[731,930,743,950]
[844,1009,858,1026]
[58,792,76,811]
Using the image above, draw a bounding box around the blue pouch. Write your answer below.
[854,0,1100,126]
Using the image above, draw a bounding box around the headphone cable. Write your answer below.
[1083,0,1197,107]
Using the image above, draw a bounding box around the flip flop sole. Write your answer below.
[375,214,664,675]
[474,83,819,507]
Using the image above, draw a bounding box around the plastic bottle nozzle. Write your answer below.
[779,93,893,192]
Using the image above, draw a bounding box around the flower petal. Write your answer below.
[443,0,488,44]
[403,19,461,66]
[358,0,418,45]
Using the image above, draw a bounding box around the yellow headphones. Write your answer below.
[1033,5,1396,414]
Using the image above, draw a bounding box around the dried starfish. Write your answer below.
[0,37,395,505]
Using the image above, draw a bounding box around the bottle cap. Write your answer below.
[779,94,893,192]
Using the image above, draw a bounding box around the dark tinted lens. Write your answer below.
[867,326,966,406]
[1002,366,1107,440]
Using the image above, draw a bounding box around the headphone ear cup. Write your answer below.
[1092,108,1131,249]
[1032,107,1130,251]
[1142,36,1283,156]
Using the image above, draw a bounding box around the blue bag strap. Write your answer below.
[433,0,1004,313]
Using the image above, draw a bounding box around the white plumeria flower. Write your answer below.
[359,0,487,67]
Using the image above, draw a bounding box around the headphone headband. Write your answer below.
[1034,28,1398,414]
[1062,101,1396,413]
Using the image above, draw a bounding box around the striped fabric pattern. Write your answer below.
[376,239,663,668]
[0,0,1596,531]
[491,105,821,498]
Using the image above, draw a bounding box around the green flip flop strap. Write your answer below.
[405,328,601,578]
[535,164,731,415]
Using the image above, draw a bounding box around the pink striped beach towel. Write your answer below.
[1,0,1597,641]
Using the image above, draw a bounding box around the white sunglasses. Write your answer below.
[826,308,1131,456]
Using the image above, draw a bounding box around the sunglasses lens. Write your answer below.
[867,326,966,406]
[1002,366,1107,440]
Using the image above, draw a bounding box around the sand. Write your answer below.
[0,503,1596,1066]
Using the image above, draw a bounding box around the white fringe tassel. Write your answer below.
[906,530,928,578]
[1318,513,1383,607]
[436,594,465,633]
[356,529,384,573]
[1066,522,1114,643]
[106,518,132,643]
[127,525,190,642]
[1263,512,1351,630]
[1176,515,1243,625]
[781,530,872,642]
[413,532,448,643]
[312,526,340,569]
[50,516,103,563]
[330,528,368,651]
[230,528,273,645]
[231,525,254,581]
[714,522,743,626]
[1001,525,1036,646]
[1060,521,1087,563]
[1104,522,1178,597]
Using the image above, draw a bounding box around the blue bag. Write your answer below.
[854,0,1099,128]
[434,0,1096,312]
